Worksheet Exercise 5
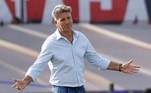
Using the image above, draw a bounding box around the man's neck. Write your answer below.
[59,29,73,43]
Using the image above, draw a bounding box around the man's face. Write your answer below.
[54,12,73,33]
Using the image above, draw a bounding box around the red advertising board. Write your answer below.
[1,0,150,24]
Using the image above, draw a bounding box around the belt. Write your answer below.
[53,85,84,90]
[65,86,83,90]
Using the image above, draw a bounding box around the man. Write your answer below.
[12,4,140,93]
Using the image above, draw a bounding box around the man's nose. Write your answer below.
[65,19,70,24]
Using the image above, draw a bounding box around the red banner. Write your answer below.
[1,0,150,24]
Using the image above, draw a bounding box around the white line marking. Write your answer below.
[80,23,151,50]
[85,70,124,90]
[0,39,39,58]
[0,40,51,91]
[0,60,51,92]
[0,59,45,85]
[0,40,46,85]
[8,24,151,50]
[8,25,48,39]
[0,59,26,77]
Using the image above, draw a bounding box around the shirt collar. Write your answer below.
[55,29,78,40]
[55,29,62,40]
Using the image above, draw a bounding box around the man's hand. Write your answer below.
[12,76,33,91]
[12,78,29,91]
[121,59,140,74]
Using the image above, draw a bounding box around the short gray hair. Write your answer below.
[52,4,72,20]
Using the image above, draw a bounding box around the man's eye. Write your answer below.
[60,19,65,22]
[67,17,71,19]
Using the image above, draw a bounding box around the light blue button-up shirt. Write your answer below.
[26,29,110,87]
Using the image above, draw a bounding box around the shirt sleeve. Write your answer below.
[25,38,53,81]
[84,39,110,70]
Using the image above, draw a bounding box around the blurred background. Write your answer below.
[0,0,151,93]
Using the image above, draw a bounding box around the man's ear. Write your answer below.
[54,20,58,26]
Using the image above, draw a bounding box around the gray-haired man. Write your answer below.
[12,4,140,93]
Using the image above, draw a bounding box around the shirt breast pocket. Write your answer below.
[75,46,86,57]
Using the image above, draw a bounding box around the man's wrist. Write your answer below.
[23,75,33,85]
[119,64,123,72]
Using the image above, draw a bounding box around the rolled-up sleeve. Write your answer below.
[25,38,53,81]
[84,40,110,70]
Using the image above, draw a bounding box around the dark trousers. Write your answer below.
[52,85,86,93]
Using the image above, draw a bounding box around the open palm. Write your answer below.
[121,59,140,74]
